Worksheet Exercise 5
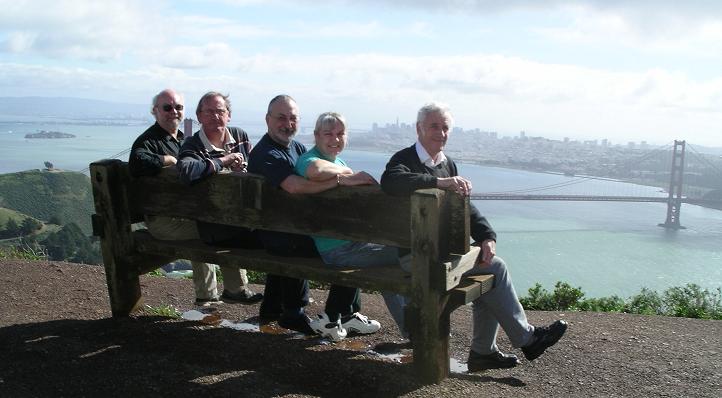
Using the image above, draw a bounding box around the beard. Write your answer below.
[280,127,296,137]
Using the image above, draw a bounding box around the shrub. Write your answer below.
[519,283,552,310]
[520,282,584,311]
[521,281,722,320]
[625,288,664,315]
[550,281,585,310]
[663,284,722,320]
[577,296,625,312]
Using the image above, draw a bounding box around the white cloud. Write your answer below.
[144,43,242,70]
[5,50,721,145]
[0,0,159,61]
[533,4,722,58]
[0,32,36,53]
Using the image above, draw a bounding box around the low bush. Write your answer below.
[520,281,722,320]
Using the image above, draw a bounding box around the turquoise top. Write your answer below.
[294,146,350,253]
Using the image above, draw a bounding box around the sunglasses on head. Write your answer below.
[161,104,184,112]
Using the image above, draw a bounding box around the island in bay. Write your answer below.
[25,130,76,139]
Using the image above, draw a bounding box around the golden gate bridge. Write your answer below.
[470,140,722,229]
[85,133,722,230]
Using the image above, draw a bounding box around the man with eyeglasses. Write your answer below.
[129,88,226,306]
[247,95,365,336]
[175,91,264,305]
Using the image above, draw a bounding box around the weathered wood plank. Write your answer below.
[448,274,494,308]
[409,189,449,384]
[90,159,143,316]
[447,193,470,254]
[128,167,413,247]
[132,231,413,295]
[444,246,481,291]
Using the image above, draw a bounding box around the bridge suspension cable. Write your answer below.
[76,147,132,174]
[687,144,722,177]
[480,176,594,194]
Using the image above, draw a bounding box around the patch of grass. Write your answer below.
[147,269,164,277]
[144,304,181,318]
[0,240,47,261]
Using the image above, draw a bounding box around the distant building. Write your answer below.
[183,118,194,137]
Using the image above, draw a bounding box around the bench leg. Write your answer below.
[105,266,142,317]
[409,293,450,384]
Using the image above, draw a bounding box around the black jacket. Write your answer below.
[380,144,497,243]
[128,122,184,177]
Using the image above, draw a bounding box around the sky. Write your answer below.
[2,0,722,147]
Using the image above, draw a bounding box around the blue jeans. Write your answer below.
[320,242,399,267]
[320,242,408,332]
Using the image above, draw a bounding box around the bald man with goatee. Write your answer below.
[129,89,224,306]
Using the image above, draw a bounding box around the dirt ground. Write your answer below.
[1,259,720,397]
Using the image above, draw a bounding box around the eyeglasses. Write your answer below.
[272,114,299,124]
[161,104,184,112]
[202,109,228,116]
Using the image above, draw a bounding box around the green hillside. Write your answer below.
[0,171,94,234]
[0,207,27,226]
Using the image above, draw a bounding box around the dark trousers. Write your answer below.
[258,231,316,317]
[325,285,361,322]
[260,274,310,316]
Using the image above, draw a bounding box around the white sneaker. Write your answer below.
[310,313,347,341]
[341,312,381,334]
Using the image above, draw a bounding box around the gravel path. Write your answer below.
[1,260,720,397]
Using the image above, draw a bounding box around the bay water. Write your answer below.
[2,120,721,298]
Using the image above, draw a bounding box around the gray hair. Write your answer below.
[267,94,296,115]
[313,112,347,135]
[151,88,182,113]
[196,91,231,115]
[416,102,453,126]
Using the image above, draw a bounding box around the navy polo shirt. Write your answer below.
[248,133,307,187]
[248,134,317,256]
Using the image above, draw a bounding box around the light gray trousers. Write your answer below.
[384,256,535,354]
[145,216,248,299]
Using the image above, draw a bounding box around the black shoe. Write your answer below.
[258,311,282,322]
[522,320,568,361]
[194,296,222,306]
[467,350,520,372]
[221,289,264,304]
[278,314,317,336]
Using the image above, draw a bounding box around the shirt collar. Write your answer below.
[415,141,446,167]
[199,127,235,152]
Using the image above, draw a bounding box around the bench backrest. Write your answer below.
[93,159,470,256]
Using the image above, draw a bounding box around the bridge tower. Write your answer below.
[658,140,686,229]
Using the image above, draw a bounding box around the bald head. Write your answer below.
[151,89,184,135]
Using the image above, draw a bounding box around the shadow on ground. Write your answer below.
[0,316,531,397]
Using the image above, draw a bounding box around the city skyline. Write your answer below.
[2,1,722,147]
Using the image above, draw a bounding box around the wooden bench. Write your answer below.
[89,159,493,384]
